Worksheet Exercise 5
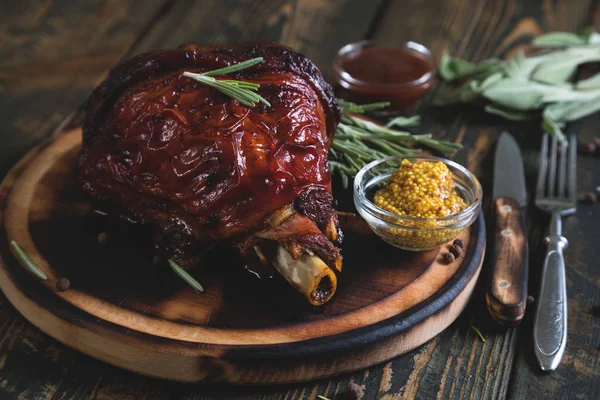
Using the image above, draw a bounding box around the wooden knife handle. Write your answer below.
[486,197,529,327]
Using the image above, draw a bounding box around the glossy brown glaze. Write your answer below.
[77,42,342,266]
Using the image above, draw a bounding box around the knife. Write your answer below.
[486,132,529,326]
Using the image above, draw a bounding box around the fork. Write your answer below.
[533,133,577,371]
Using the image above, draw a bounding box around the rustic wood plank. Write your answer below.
[126,0,387,79]
[0,0,173,178]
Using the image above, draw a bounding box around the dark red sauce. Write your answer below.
[333,45,434,112]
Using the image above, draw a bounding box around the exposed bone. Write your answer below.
[264,204,296,228]
[325,219,338,243]
[273,246,337,306]
[253,245,269,266]
[284,242,303,259]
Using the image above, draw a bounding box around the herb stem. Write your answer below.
[10,241,47,280]
[183,57,270,107]
[330,100,462,187]
[168,259,204,293]
[470,325,486,343]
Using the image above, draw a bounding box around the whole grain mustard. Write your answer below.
[374,159,466,218]
[371,159,467,250]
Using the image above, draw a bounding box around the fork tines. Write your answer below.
[536,133,577,204]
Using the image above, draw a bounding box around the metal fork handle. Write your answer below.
[533,212,568,371]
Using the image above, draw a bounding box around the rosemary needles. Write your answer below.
[330,100,462,188]
[10,241,47,280]
[168,259,204,293]
[183,57,271,107]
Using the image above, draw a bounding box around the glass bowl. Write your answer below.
[332,40,435,113]
[353,155,482,251]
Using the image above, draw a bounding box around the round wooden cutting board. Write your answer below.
[0,129,485,384]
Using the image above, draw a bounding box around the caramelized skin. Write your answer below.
[77,42,342,263]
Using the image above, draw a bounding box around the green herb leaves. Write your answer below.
[329,100,462,188]
[438,29,600,141]
[10,241,47,280]
[470,325,486,343]
[168,259,204,293]
[183,57,270,107]
[439,52,502,82]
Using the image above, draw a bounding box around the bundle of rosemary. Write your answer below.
[437,29,600,142]
[330,100,462,188]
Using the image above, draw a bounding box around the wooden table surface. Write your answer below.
[1,0,599,399]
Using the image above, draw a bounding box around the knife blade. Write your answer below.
[486,132,529,327]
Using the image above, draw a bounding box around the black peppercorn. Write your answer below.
[97,232,109,245]
[56,278,71,291]
[345,382,364,400]
[583,141,597,154]
[583,192,597,203]
[450,244,463,257]
[453,238,465,248]
[444,252,455,263]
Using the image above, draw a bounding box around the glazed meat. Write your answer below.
[77,41,343,305]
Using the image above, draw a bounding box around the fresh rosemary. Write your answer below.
[168,259,204,293]
[470,325,486,343]
[183,57,271,107]
[437,29,600,142]
[330,99,463,188]
[10,240,47,280]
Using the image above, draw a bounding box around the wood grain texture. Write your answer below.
[0,0,600,398]
[0,0,172,178]
[487,197,528,326]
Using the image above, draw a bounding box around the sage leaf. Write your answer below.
[439,52,502,81]
[587,31,600,44]
[533,32,587,47]
[542,109,566,142]
[436,78,488,105]
[439,52,475,81]
[540,86,599,103]
[576,72,600,90]
[546,96,600,122]
[484,104,538,121]
[482,78,547,110]
[503,51,528,79]
[479,72,505,90]
[531,49,600,84]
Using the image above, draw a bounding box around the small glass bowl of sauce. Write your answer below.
[333,40,435,114]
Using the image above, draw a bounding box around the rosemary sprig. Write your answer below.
[10,241,47,280]
[330,100,463,188]
[168,259,204,293]
[470,325,486,343]
[183,57,271,107]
